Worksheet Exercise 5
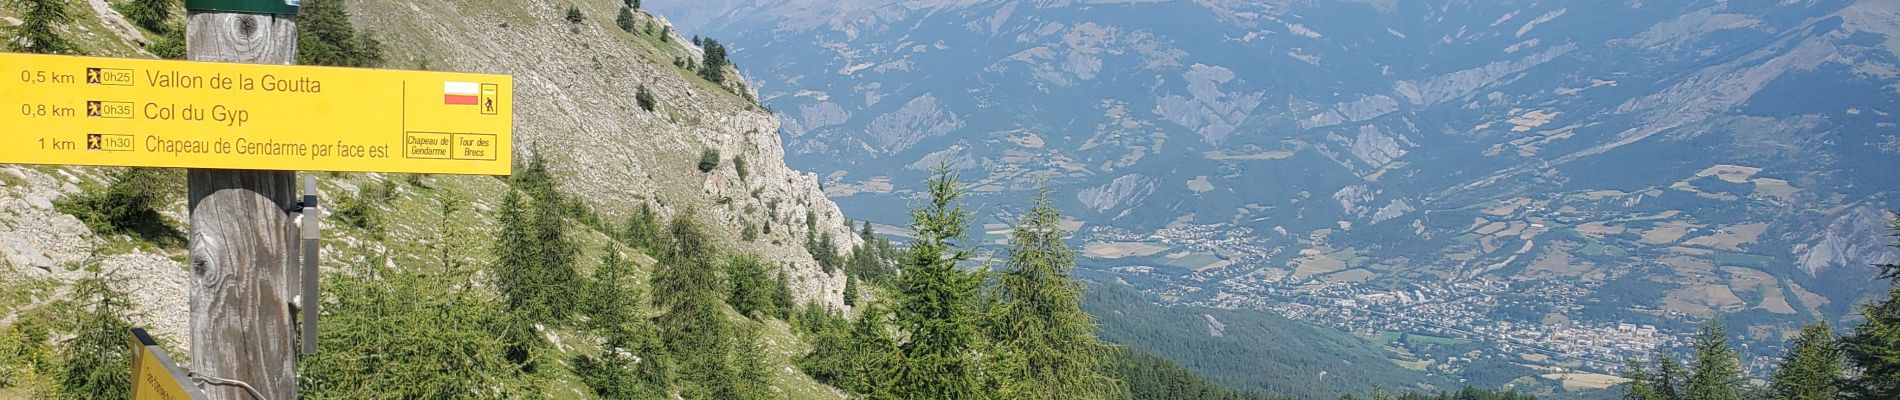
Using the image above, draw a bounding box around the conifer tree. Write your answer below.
[1687,317,1745,400]
[635,84,658,112]
[987,190,1121,399]
[1621,358,1661,400]
[298,0,384,67]
[492,156,579,323]
[616,6,635,32]
[1770,322,1844,400]
[844,275,858,307]
[650,215,739,398]
[11,0,75,54]
[54,266,135,399]
[1651,345,1686,400]
[699,38,729,83]
[1844,220,1900,399]
[116,0,173,33]
[888,165,988,399]
[845,302,897,397]
[584,250,645,337]
[624,202,662,250]
[735,322,773,400]
[727,254,776,319]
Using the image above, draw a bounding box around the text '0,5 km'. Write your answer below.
[0,53,514,175]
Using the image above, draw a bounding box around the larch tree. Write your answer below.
[1844,219,1900,399]
[1621,358,1660,400]
[987,189,1122,399]
[1769,322,1844,400]
[1686,317,1745,400]
[1652,344,1686,400]
[888,165,988,399]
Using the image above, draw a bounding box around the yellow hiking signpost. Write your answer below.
[0,53,513,175]
[129,328,209,400]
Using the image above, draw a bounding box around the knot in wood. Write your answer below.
[239,16,258,36]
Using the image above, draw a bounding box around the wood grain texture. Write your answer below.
[186,11,298,400]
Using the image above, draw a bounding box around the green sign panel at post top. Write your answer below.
[186,0,300,15]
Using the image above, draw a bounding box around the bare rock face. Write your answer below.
[1793,206,1899,277]
[906,143,979,171]
[784,101,852,138]
[1333,184,1378,219]
[1394,44,1574,107]
[0,166,192,343]
[864,94,965,157]
[1077,174,1155,213]
[1348,125,1410,168]
[1156,64,1264,145]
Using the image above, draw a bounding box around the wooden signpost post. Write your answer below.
[0,1,512,398]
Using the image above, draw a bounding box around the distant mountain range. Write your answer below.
[655,0,1900,382]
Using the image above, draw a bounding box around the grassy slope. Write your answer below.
[1083,283,1445,399]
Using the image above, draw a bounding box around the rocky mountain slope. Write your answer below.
[0,0,859,395]
[656,0,1900,383]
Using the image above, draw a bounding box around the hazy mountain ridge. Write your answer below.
[656,0,1900,386]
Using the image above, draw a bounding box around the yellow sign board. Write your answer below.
[0,53,512,175]
[129,328,208,400]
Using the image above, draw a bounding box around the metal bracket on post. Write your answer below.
[292,176,319,355]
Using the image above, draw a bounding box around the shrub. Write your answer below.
[698,38,728,83]
[147,27,185,59]
[114,0,172,33]
[564,5,584,24]
[635,84,657,112]
[12,0,75,54]
[54,168,182,247]
[697,148,720,173]
[298,0,384,67]
[615,6,635,32]
[726,255,778,319]
[734,156,750,181]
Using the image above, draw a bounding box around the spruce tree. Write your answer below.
[11,0,75,54]
[1687,317,1745,400]
[1770,322,1844,400]
[888,165,988,399]
[987,190,1121,399]
[1844,220,1900,399]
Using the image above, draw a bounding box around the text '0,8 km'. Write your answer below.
[0,53,514,175]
